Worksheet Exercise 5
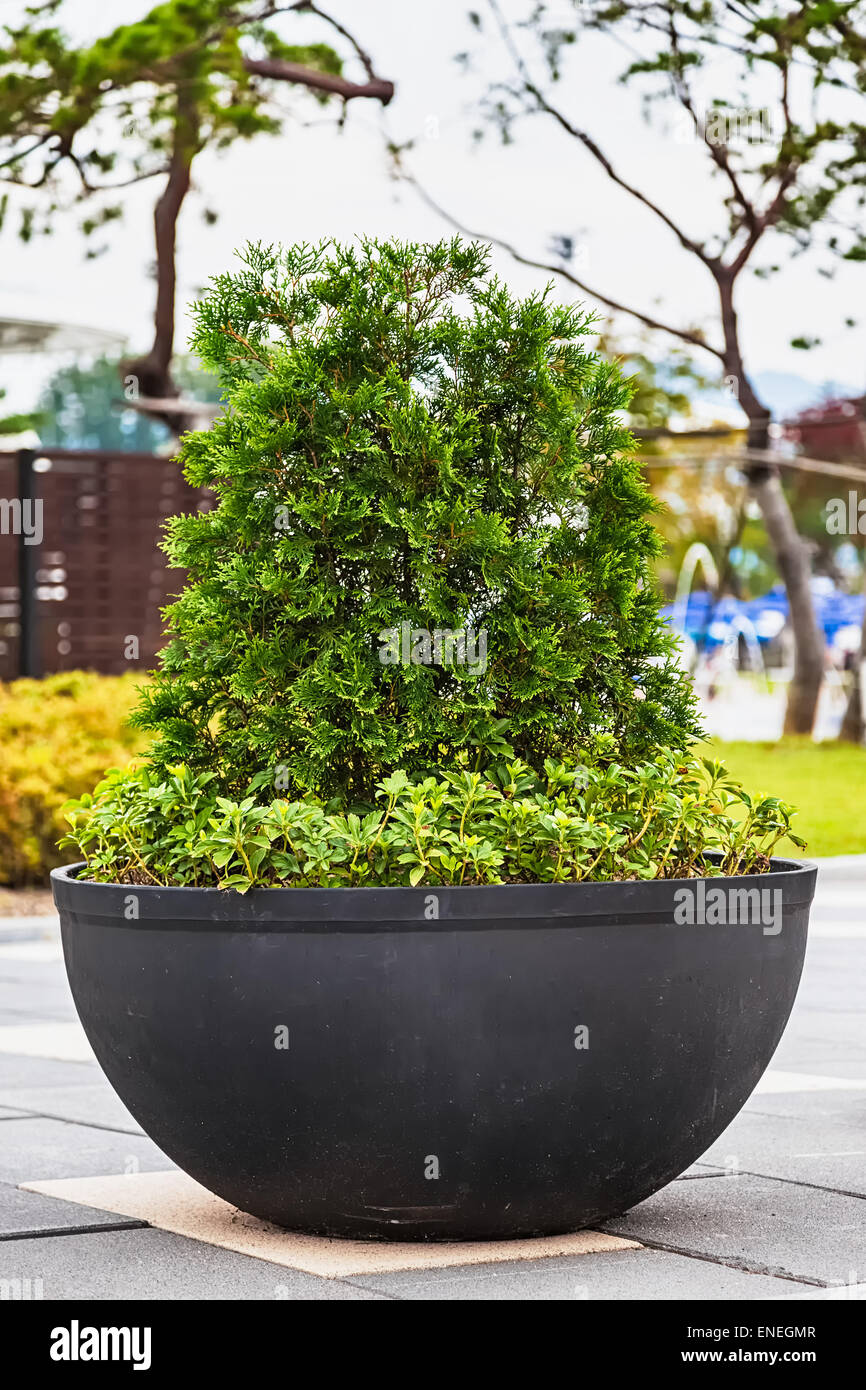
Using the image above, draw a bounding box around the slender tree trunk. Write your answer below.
[839,599,866,744]
[123,89,197,428]
[716,271,824,735]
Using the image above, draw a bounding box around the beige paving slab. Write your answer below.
[23,1170,640,1278]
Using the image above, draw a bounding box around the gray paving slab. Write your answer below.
[698,1095,866,1195]
[745,1088,866,1119]
[0,1084,142,1135]
[811,854,866,880]
[0,1117,175,1183]
[798,937,864,994]
[770,1045,866,1073]
[0,1107,26,1119]
[0,1182,145,1239]
[353,1247,805,1301]
[603,1172,865,1285]
[0,956,68,988]
[0,1228,388,1300]
[775,1282,866,1300]
[0,983,76,1023]
[775,1004,866,1047]
[0,1054,101,1090]
[0,916,59,940]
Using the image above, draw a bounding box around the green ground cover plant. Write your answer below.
[63,751,802,892]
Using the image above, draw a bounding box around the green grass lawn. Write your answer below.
[705,737,866,860]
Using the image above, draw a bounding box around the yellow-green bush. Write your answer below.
[0,671,149,886]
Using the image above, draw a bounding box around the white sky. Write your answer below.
[1,0,863,410]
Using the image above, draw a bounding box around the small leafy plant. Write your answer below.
[61,751,804,893]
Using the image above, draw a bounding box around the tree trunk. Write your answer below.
[839,598,866,744]
[749,467,825,735]
[123,90,197,432]
[717,271,824,736]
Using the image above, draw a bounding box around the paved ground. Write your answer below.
[0,863,863,1301]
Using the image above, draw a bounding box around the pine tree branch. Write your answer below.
[242,56,392,104]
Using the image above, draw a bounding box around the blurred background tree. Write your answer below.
[398,0,866,735]
[0,386,41,436]
[0,0,393,428]
[36,355,221,450]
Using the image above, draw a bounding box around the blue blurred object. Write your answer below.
[662,582,865,651]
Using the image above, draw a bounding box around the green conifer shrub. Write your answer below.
[62,239,802,891]
[133,237,700,800]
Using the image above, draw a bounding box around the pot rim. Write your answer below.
[51,856,818,927]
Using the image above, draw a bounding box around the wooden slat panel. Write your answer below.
[0,449,210,679]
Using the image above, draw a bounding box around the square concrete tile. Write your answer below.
[754,1068,866,1095]
[24,1170,640,1279]
[772,1045,866,1074]
[0,1119,174,1182]
[353,1247,807,1301]
[0,1182,145,1240]
[0,1054,100,1090]
[0,1228,387,1300]
[745,1088,866,1119]
[775,1282,866,1301]
[0,966,76,1015]
[604,1172,864,1285]
[0,986,76,1024]
[701,1098,866,1195]
[0,1021,95,1063]
[0,1085,142,1135]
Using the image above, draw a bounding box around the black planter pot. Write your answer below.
[53,860,815,1241]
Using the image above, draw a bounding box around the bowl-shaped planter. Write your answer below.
[53,859,815,1241]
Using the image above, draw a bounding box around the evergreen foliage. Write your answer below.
[133,237,700,800]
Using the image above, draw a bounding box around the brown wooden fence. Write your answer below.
[0,448,209,680]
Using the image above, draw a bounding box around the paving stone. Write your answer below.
[772,1035,866,1067]
[0,1182,144,1240]
[701,1094,866,1195]
[676,1164,726,1180]
[0,967,75,1016]
[0,916,58,938]
[0,956,69,990]
[26,1170,637,1278]
[0,1118,174,1183]
[0,1021,94,1063]
[745,1088,866,1120]
[0,1000,76,1027]
[353,1247,805,1301]
[0,1228,387,1300]
[0,1085,142,1135]
[0,1053,101,1090]
[603,1172,865,1285]
[798,939,864,1001]
[776,1282,866,1301]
